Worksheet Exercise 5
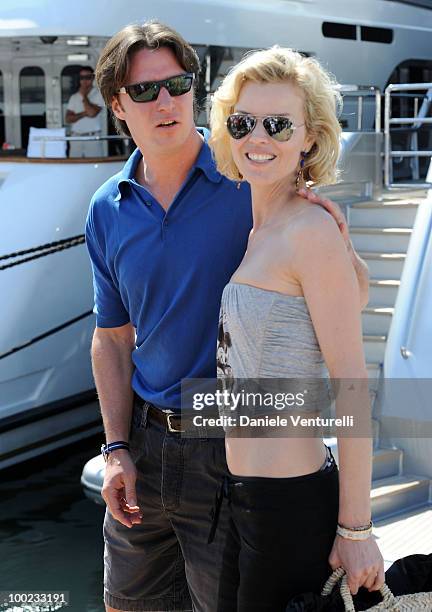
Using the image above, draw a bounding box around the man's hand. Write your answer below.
[82,95,102,118]
[65,109,88,124]
[83,95,91,112]
[102,449,142,528]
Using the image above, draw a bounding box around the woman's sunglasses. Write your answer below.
[226,113,304,142]
[117,73,194,103]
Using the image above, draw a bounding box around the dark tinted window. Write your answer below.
[361,26,393,43]
[20,66,45,103]
[61,64,83,103]
[322,22,356,40]
[0,70,4,146]
[386,0,432,8]
[19,66,46,148]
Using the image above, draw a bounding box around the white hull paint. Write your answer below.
[0,160,123,467]
[1,0,432,467]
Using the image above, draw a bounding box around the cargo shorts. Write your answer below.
[103,397,230,611]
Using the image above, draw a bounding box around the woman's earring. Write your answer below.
[295,151,308,190]
[237,172,243,189]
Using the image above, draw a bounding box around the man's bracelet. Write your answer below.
[101,441,130,462]
[336,520,373,541]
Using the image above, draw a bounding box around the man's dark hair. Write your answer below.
[80,65,94,74]
[95,21,200,136]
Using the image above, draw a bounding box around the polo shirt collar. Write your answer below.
[114,128,222,202]
[194,127,223,184]
[114,147,142,201]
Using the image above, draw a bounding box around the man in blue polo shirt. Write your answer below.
[87,21,369,612]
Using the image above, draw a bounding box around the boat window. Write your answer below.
[322,22,357,40]
[61,64,83,105]
[19,66,46,150]
[360,26,393,44]
[0,70,4,147]
[193,45,255,125]
[386,0,432,8]
[386,58,432,181]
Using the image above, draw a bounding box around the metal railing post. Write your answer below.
[384,82,432,189]
[337,85,381,134]
[357,96,363,131]
[384,85,392,188]
[375,88,381,134]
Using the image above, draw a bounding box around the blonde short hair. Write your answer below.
[209,46,342,186]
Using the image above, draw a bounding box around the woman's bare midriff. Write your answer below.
[225,434,328,478]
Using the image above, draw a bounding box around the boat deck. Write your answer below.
[374,505,432,570]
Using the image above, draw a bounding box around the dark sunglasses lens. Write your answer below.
[226,115,255,139]
[80,75,94,81]
[166,75,193,96]
[129,81,160,102]
[128,75,192,102]
[263,116,294,141]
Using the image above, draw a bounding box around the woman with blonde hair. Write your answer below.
[209,46,384,611]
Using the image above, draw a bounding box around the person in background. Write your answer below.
[65,65,105,157]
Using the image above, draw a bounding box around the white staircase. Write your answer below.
[327,189,432,526]
[350,195,421,372]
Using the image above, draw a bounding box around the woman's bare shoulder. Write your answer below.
[284,202,339,243]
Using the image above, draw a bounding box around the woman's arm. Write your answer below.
[289,207,383,594]
[297,188,370,310]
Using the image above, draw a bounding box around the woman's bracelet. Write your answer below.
[336,520,373,541]
[338,519,373,530]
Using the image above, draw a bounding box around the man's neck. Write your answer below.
[135,129,204,210]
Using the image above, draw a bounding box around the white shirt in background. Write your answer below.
[66,87,106,157]
[66,87,105,134]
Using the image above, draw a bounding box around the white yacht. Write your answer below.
[1,0,432,546]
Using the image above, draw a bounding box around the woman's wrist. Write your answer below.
[338,507,372,527]
[336,520,373,541]
[338,518,372,530]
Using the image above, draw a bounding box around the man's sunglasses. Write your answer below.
[226,113,304,142]
[118,73,194,103]
[80,74,94,81]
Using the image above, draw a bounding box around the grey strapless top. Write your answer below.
[217,282,331,414]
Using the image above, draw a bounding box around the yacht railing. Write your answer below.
[384,82,432,188]
[336,85,381,133]
[399,198,432,360]
[30,134,131,159]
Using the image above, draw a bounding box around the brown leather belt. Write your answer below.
[134,394,218,437]
[147,403,185,433]
[135,397,185,433]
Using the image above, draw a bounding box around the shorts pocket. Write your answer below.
[128,405,148,462]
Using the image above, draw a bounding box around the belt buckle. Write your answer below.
[167,413,184,433]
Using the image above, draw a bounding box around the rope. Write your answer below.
[322,567,399,611]
[0,235,85,270]
[0,310,94,360]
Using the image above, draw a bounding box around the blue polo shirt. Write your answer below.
[85,130,252,410]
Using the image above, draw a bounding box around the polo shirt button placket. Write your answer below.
[161,217,168,240]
